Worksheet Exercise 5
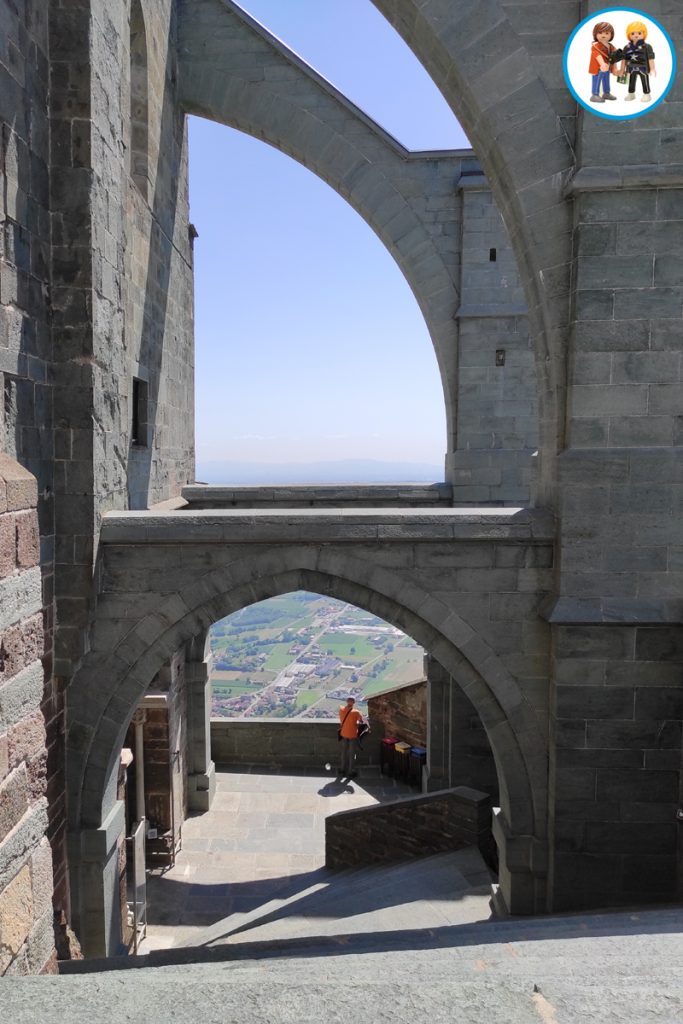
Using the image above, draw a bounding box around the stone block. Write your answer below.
[0,514,15,577]
[14,511,39,568]
[556,686,634,721]
[0,765,29,843]
[0,863,33,972]
[29,839,53,921]
[596,768,679,802]
[8,713,46,773]
[621,855,677,895]
[635,687,683,721]
[635,628,683,662]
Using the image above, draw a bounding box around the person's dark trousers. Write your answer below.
[339,738,358,776]
[629,71,651,93]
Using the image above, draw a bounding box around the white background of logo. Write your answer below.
[565,8,675,117]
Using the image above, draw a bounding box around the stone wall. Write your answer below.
[211,719,376,770]
[0,456,55,975]
[326,785,493,870]
[49,0,195,678]
[449,177,537,504]
[367,679,427,749]
[549,621,683,911]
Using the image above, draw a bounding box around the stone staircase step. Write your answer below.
[175,848,492,949]
[35,911,683,1024]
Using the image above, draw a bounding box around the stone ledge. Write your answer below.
[0,455,38,514]
[182,483,454,508]
[566,165,683,194]
[542,596,683,625]
[100,507,556,545]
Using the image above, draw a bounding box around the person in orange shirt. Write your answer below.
[589,21,617,103]
[338,696,364,778]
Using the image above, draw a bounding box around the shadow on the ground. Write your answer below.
[60,906,683,975]
[144,868,329,928]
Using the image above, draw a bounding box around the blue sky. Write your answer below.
[190,0,469,476]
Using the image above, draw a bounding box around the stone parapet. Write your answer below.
[211,719,375,770]
[100,506,556,545]
[325,785,493,870]
[182,484,454,508]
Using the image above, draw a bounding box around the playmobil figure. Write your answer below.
[589,21,617,102]
[619,21,656,102]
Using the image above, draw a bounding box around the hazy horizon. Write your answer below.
[190,1,467,476]
[195,457,444,486]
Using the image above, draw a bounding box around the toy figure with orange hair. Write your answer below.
[619,20,656,102]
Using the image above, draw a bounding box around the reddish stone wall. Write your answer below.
[0,456,55,974]
[326,785,494,870]
[368,679,427,748]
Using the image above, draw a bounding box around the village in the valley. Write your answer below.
[209,592,424,718]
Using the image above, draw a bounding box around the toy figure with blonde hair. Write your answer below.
[588,21,617,103]
[619,20,656,102]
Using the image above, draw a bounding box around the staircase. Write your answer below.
[6,902,682,1023]
[171,847,494,950]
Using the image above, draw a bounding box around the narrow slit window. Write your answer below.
[132,377,148,446]
[489,248,497,262]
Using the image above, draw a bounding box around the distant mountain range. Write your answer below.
[195,459,444,485]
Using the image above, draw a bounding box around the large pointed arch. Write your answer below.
[177,0,470,477]
[68,548,547,844]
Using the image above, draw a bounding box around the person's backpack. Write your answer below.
[357,719,370,744]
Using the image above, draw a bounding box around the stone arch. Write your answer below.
[372,0,576,501]
[177,0,468,476]
[129,0,149,196]
[177,0,575,497]
[69,548,547,847]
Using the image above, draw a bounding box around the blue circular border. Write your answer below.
[563,6,677,120]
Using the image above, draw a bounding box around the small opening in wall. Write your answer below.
[132,377,149,446]
[489,248,497,262]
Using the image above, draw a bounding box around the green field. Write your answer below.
[295,689,322,708]
[209,591,423,719]
[317,633,379,662]
[263,642,298,672]
[211,683,260,699]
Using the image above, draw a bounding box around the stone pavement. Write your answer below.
[141,764,421,951]
[8,911,683,1024]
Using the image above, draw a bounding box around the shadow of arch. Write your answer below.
[68,550,547,854]
[177,0,468,474]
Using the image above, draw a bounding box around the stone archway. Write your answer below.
[67,545,548,953]
[177,0,576,498]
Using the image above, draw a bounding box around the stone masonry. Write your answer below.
[0,455,54,974]
[1,0,683,970]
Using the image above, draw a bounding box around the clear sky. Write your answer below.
[190,0,469,478]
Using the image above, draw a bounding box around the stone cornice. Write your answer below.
[565,165,683,195]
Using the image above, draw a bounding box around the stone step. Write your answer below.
[33,912,683,1024]
[173,848,492,949]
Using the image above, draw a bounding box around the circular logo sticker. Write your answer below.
[563,7,676,119]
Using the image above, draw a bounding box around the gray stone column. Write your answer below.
[68,801,126,959]
[186,632,216,812]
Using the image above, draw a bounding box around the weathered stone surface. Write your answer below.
[326,786,493,870]
[0,863,33,971]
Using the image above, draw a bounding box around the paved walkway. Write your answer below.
[141,764,415,951]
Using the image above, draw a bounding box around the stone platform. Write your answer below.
[141,765,418,951]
